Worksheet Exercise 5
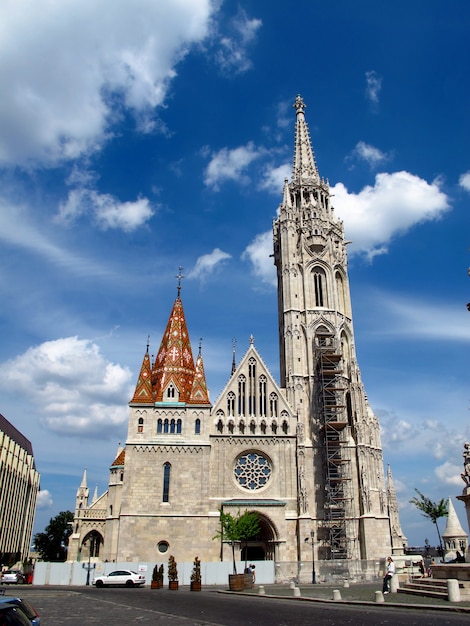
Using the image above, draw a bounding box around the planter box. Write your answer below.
[168,580,179,590]
[190,581,202,591]
[151,580,161,589]
[228,573,245,591]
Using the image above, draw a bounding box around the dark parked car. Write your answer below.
[0,597,40,626]
[0,603,32,626]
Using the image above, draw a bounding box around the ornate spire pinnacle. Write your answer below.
[189,341,211,404]
[292,95,319,184]
[231,337,237,376]
[130,346,153,404]
[152,295,196,403]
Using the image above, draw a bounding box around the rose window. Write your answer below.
[234,452,272,490]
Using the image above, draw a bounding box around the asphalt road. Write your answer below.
[7,586,470,625]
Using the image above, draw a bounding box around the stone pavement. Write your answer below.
[240,581,470,612]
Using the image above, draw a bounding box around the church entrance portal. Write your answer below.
[241,513,277,562]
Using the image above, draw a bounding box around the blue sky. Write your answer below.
[0,0,468,549]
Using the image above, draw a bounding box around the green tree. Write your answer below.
[409,489,448,555]
[214,509,260,574]
[33,511,74,561]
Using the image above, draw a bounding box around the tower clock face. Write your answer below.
[234,451,272,490]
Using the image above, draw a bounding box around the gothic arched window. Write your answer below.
[176,419,182,434]
[162,462,171,502]
[313,267,327,307]
[157,419,163,433]
[137,417,144,433]
[195,418,201,434]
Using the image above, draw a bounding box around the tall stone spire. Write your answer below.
[292,94,320,184]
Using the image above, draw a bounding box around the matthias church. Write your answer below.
[68,96,406,573]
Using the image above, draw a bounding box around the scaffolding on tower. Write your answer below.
[314,332,354,560]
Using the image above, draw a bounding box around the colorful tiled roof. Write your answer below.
[130,350,153,404]
[189,351,210,404]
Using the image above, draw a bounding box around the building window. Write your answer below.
[259,375,267,416]
[313,268,326,307]
[157,540,169,554]
[167,384,176,399]
[157,419,163,433]
[234,451,272,490]
[170,419,176,434]
[238,375,246,416]
[138,417,144,433]
[164,419,169,434]
[227,392,235,416]
[176,419,182,434]
[269,393,278,417]
[195,418,201,434]
[162,462,171,502]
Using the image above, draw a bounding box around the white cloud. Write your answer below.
[0,0,214,167]
[365,70,382,105]
[348,141,391,167]
[187,248,232,280]
[0,197,117,277]
[459,171,470,191]
[370,293,470,342]
[0,337,132,437]
[204,142,265,190]
[36,490,54,509]
[434,462,462,486]
[57,188,154,232]
[242,231,276,287]
[215,8,262,74]
[331,171,450,259]
[259,163,292,194]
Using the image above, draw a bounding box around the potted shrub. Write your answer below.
[151,563,163,589]
[168,554,178,590]
[214,508,260,591]
[190,556,202,591]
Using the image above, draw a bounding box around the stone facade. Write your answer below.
[67,96,405,569]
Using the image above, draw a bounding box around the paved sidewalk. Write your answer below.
[239,582,470,612]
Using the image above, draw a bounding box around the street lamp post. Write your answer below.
[83,536,96,586]
[304,530,316,584]
[310,531,316,584]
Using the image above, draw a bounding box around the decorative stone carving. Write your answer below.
[462,442,470,486]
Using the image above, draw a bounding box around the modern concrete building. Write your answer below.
[68,96,406,577]
[0,413,40,564]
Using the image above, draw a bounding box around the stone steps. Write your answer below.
[398,577,470,601]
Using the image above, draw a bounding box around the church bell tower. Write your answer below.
[273,95,403,560]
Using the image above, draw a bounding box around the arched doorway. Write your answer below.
[241,512,278,562]
[80,530,103,561]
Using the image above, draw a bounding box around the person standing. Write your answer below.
[382,556,395,594]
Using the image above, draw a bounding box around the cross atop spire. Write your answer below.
[176,266,184,297]
[292,95,319,184]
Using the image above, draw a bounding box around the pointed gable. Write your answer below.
[130,350,153,404]
[189,351,211,405]
[152,296,196,403]
[212,337,294,426]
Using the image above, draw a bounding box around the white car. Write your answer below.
[93,569,146,588]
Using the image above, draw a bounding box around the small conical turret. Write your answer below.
[130,340,153,404]
[189,341,211,404]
